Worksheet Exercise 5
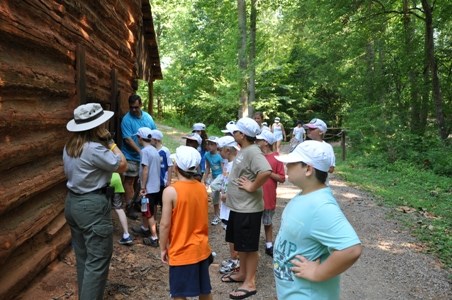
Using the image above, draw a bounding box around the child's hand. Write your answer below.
[220,192,227,202]
[140,188,146,196]
[161,249,168,264]
[237,176,253,192]
[290,255,321,282]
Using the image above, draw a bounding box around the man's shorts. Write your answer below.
[225,210,263,252]
[211,190,220,205]
[155,186,164,207]
[124,160,139,177]
[142,192,159,218]
[111,193,124,210]
[169,256,212,298]
[262,209,275,226]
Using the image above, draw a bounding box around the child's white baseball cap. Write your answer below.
[171,146,201,173]
[182,133,202,145]
[221,121,236,134]
[192,123,206,132]
[228,117,261,137]
[135,127,153,139]
[150,129,163,140]
[256,130,276,145]
[207,136,219,143]
[304,118,327,133]
[275,140,331,172]
[216,136,239,150]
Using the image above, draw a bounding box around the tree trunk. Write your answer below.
[248,0,257,116]
[421,0,448,140]
[403,0,425,135]
[237,0,248,118]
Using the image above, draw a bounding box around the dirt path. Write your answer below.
[20,125,451,299]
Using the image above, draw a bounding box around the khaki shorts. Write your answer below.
[124,160,139,177]
[111,193,124,210]
[262,209,275,226]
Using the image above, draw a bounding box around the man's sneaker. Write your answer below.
[220,259,240,274]
[118,236,133,245]
[211,215,221,225]
[143,237,159,247]
[265,246,273,257]
[131,225,150,237]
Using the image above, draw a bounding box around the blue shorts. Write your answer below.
[169,256,212,298]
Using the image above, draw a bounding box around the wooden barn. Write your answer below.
[0,1,161,298]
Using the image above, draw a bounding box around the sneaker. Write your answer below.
[211,215,221,225]
[131,225,150,237]
[220,259,240,274]
[118,236,133,245]
[143,237,159,247]
[265,246,273,257]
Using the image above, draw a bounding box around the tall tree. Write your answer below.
[237,0,248,117]
[248,0,257,116]
[421,0,448,140]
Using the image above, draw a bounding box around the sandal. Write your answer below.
[221,273,244,283]
[229,288,257,299]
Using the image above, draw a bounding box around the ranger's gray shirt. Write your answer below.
[63,142,121,194]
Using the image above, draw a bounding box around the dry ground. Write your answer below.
[18,126,451,299]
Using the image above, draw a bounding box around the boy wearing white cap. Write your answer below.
[160,146,212,299]
[209,136,240,274]
[149,130,173,223]
[135,127,160,247]
[220,117,271,300]
[255,130,285,258]
[273,141,362,299]
[304,118,335,173]
[203,136,224,225]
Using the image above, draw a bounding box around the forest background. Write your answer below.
[138,1,450,270]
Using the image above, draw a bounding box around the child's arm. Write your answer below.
[159,186,176,264]
[202,159,211,184]
[237,170,271,192]
[270,161,285,183]
[166,165,173,186]
[140,164,149,195]
[290,244,362,282]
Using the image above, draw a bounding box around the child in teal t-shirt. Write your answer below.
[274,141,362,300]
[202,136,224,225]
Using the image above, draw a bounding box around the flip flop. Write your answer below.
[221,273,244,283]
[229,288,257,299]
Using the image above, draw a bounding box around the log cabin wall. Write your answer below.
[0,0,161,298]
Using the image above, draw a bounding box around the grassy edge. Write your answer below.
[335,150,451,272]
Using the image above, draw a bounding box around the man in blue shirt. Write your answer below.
[121,95,156,220]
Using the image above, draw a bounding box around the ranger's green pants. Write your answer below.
[65,191,113,300]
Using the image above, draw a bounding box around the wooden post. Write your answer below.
[110,68,122,147]
[147,80,154,116]
[341,130,346,161]
[76,44,86,104]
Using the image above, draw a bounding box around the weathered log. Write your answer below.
[0,224,71,299]
[0,129,67,171]
[45,212,67,242]
[0,156,65,214]
[0,185,66,265]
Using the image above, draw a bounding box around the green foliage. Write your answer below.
[336,151,452,269]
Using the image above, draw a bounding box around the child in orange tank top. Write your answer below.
[159,146,213,299]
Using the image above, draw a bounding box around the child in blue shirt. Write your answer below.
[202,136,224,225]
[274,141,362,300]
